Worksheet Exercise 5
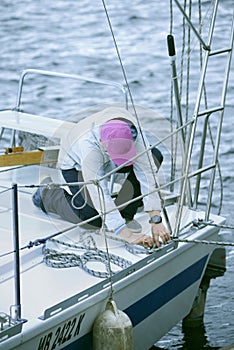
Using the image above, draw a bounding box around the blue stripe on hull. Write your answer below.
[125,255,208,326]
[63,255,208,350]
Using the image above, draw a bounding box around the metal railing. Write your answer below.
[172,0,234,236]
[0,69,129,147]
[14,68,129,111]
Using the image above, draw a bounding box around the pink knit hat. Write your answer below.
[100,120,136,166]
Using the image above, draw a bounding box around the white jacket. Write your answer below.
[58,107,161,230]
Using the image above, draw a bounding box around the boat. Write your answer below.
[0,1,233,349]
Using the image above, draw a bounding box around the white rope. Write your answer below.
[71,184,89,210]
[95,179,115,294]
[174,238,234,247]
[43,235,132,278]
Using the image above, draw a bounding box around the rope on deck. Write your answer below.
[43,234,132,278]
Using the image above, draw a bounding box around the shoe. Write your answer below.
[126,219,142,233]
[32,177,52,213]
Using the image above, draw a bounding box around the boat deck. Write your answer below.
[0,163,224,323]
[0,164,165,321]
[0,159,227,350]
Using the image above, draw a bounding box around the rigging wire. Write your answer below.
[169,0,177,192]
[2,218,234,261]
[169,0,224,215]
[0,186,12,195]
[101,0,172,234]
[0,2,231,267]
[195,0,223,214]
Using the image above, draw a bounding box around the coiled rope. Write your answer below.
[43,234,132,279]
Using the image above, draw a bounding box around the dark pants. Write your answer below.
[42,147,163,228]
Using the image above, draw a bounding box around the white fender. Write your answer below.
[93,299,133,350]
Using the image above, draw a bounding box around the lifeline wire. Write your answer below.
[174,238,234,247]
[2,216,234,261]
[173,219,234,247]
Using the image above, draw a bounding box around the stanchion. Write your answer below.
[10,183,22,322]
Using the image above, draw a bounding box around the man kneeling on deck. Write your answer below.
[32,107,170,248]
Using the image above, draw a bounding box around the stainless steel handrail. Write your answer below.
[15,68,129,111]
[173,0,234,236]
[204,7,234,220]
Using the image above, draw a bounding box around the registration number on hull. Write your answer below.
[37,313,85,350]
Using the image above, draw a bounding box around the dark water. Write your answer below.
[0,1,234,349]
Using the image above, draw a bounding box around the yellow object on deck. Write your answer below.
[0,146,59,167]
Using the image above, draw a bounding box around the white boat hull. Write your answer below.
[0,216,222,350]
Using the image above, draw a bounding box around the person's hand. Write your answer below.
[151,222,171,247]
[119,227,153,247]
